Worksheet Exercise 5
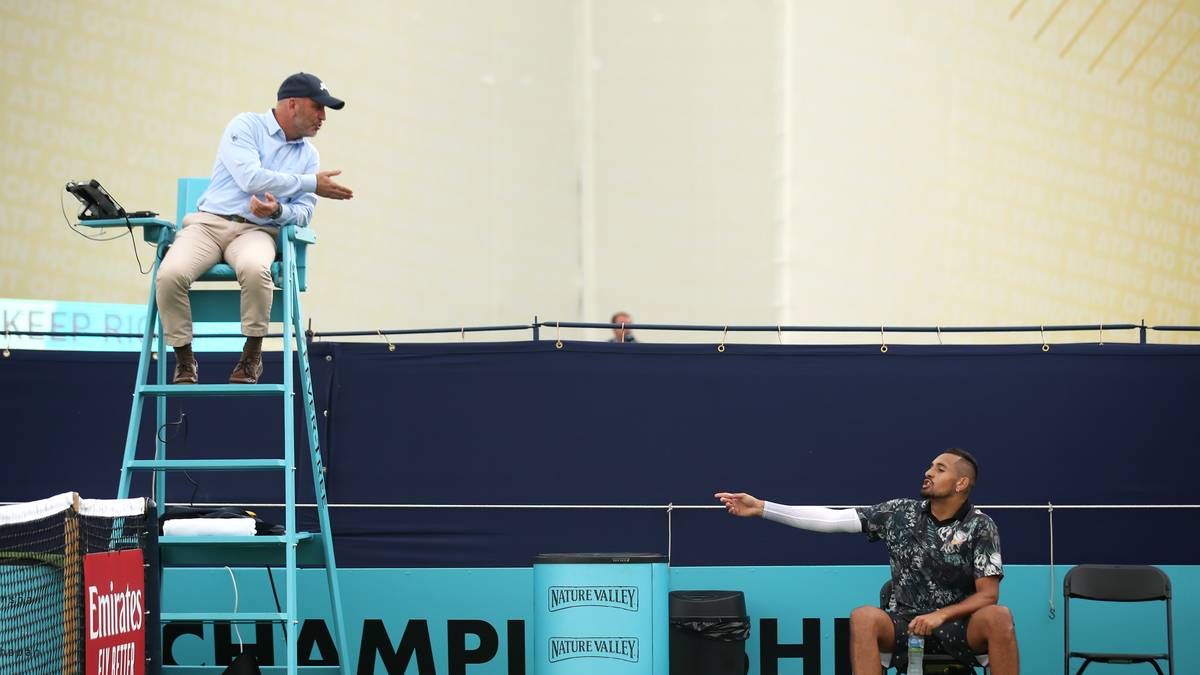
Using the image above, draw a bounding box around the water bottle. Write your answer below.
[907,634,925,675]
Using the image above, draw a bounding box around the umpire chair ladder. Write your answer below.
[100,177,349,674]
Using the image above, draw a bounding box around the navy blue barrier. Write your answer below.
[0,349,328,507]
[1,341,1198,567]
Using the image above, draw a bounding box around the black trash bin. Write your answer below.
[669,590,749,675]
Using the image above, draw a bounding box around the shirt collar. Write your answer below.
[265,109,304,144]
[920,498,973,525]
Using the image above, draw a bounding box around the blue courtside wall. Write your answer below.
[1,341,1197,567]
[2,342,1197,672]
[4,341,1195,672]
[159,565,1196,674]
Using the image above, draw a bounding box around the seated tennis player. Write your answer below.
[716,448,1019,674]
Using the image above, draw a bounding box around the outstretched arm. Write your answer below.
[714,492,862,533]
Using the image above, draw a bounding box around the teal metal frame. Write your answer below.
[82,179,348,674]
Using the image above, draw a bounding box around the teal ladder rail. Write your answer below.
[103,178,349,674]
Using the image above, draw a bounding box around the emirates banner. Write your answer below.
[84,549,145,675]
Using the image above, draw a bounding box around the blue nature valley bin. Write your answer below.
[533,553,669,675]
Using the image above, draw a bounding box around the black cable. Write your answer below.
[126,215,151,275]
[61,186,155,273]
[183,473,199,507]
[155,409,187,443]
[156,410,199,506]
[61,188,126,241]
[265,566,287,641]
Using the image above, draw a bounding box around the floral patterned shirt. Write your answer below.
[856,498,1004,615]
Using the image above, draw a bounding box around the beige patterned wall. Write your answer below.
[0,0,581,336]
[786,0,1200,342]
[1,1,1198,344]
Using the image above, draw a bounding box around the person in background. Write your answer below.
[609,311,636,343]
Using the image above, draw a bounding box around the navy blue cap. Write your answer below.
[277,72,345,110]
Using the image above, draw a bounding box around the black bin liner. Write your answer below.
[669,590,749,675]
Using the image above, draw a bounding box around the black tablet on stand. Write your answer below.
[65,179,126,220]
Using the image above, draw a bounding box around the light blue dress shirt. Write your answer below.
[196,109,319,227]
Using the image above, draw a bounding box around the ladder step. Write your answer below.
[159,533,322,566]
[131,454,288,470]
[159,533,313,546]
[139,384,286,398]
[128,459,286,471]
[160,612,286,623]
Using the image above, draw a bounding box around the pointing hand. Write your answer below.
[316,169,354,200]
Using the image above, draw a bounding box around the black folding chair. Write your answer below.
[1063,564,1174,675]
[879,580,988,674]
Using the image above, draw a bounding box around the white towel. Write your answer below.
[163,517,257,537]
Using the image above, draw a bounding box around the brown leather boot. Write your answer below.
[172,344,198,384]
[229,336,264,384]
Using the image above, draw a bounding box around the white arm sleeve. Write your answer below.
[762,502,863,533]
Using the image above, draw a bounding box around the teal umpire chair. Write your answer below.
[98,178,349,674]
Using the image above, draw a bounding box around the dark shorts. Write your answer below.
[886,611,980,671]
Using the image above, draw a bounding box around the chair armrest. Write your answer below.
[285,224,318,246]
[75,217,176,245]
[277,224,316,291]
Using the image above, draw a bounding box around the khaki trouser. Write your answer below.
[156,211,278,347]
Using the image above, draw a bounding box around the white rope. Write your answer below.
[6,500,1193,511]
[667,503,674,562]
[1047,501,1056,619]
[225,566,243,652]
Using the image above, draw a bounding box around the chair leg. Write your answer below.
[1150,661,1165,675]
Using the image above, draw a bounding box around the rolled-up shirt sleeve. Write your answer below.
[276,150,319,227]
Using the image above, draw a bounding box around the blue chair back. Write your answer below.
[176,177,210,225]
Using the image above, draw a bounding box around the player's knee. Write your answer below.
[849,605,884,631]
[977,605,1015,637]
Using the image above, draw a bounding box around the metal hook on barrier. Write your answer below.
[377,329,395,352]
[777,325,784,345]
[555,321,563,350]
[619,322,626,343]
[2,329,10,358]
[1041,325,1049,352]
[1098,322,1104,346]
[936,324,943,345]
[460,326,466,342]
[717,326,728,353]
[880,326,888,353]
